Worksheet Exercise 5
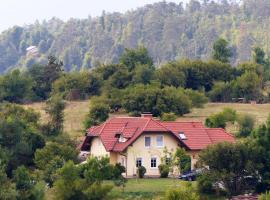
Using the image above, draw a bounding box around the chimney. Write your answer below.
[141,112,153,118]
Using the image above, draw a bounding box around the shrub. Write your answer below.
[161,112,177,121]
[137,166,146,178]
[165,183,199,200]
[158,164,170,178]
[197,173,214,194]
[237,114,255,137]
[84,98,110,129]
[259,191,270,200]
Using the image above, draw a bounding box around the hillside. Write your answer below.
[24,101,270,138]
[1,0,270,73]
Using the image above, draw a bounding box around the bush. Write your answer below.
[259,191,270,200]
[137,166,146,178]
[205,108,237,128]
[158,164,170,178]
[197,173,214,194]
[183,89,208,108]
[165,183,199,200]
[84,98,110,129]
[237,114,255,137]
[161,112,177,121]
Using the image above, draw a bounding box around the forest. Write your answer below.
[1,0,270,72]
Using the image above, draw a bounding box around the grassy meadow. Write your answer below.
[23,101,270,139]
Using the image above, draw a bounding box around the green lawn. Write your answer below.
[109,178,192,199]
[108,178,224,200]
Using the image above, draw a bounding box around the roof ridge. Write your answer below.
[152,118,172,132]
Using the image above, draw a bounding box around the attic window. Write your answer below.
[119,135,127,143]
[179,132,187,140]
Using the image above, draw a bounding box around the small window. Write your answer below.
[165,157,171,165]
[179,132,187,140]
[136,158,142,167]
[119,135,127,143]
[156,135,164,147]
[151,157,157,168]
[145,136,151,147]
[121,158,125,166]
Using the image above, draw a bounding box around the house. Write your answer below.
[80,113,235,177]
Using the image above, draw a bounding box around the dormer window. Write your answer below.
[119,135,127,143]
[179,132,187,140]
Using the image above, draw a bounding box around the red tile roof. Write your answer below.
[82,116,235,152]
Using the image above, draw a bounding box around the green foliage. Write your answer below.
[197,172,215,195]
[205,108,237,128]
[53,158,124,200]
[120,84,192,117]
[0,104,45,174]
[158,164,170,178]
[0,167,17,200]
[161,112,177,121]
[208,81,233,102]
[44,95,66,136]
[212,38,232,63]
[252,116,270,191]
[137,166,146,178]
[165,183,199,200]
[120,46,153,71]
[183,89,208,108]
[156,62,186,88]
[259,191,270,200]
[27,56,63,100]
[253,47,266,65]
[34,142,78,186]
[52,72,101,100]
[0,70,34,103]
[84,98,110,129]
[232,71,262,101]
[198,141,262,196]
[237,114,255,137]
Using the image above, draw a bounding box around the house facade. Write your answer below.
[80,114,235,177]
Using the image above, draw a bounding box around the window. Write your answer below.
[179,132,187,140]
[165,157,171,165]
[121,157,125,167]
[145,136,151,147]
[136,158,142,167]
[151,157,157,168]
[119,135,127,143]
[156,135,164,147]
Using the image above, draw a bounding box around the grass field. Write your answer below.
[24,101,270,139]
[110,178,192,199]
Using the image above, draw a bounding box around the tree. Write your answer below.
[0,167,17,200]
[53,158,123,200]
[84,98,110,129]
[34,142,78,186]
[237,114,255,137]
[205,108,237,128]
[27,56,63,100]
[212,38,232,63]
[0,70,34,103]
[252,116,270,192]
[198,141,262,196]
[156,63,186,88]
[120,46,153,71]
[0,104,45,175]
[232,71,262,101]
[44,95,66,136]
[253,47,266,65]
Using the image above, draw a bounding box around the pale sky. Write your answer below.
[0,0,187,32]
